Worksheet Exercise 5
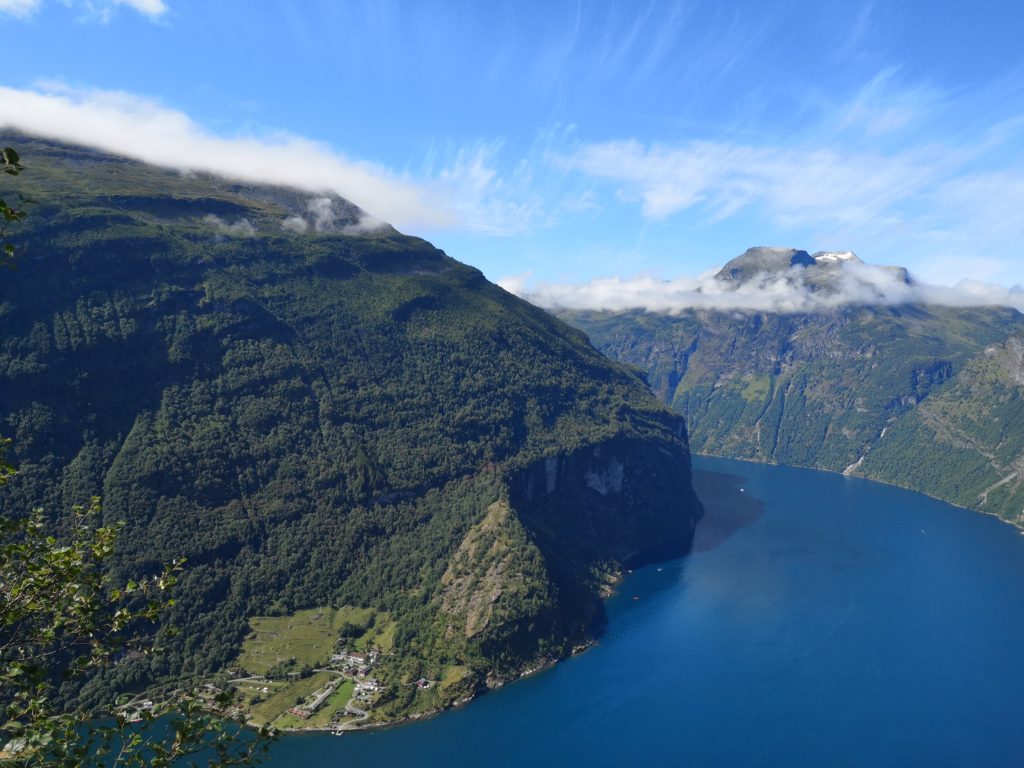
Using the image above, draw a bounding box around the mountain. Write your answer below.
[557,248,1024,526]
[0,135,702,723]
[713,245,913,298]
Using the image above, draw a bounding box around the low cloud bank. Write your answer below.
[203,214,255,237]
[502,261,1024,314]
[0,84,453,231]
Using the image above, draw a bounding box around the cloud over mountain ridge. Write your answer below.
[502,247,1024,314]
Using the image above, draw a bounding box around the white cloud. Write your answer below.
[0,84,457,231]
[306,197,336,232]
[547,70,1024,287]
[112,0,166,17]
[508,258,1024,314]
[0,0,41,17]
[340,214,386,235]
[836,68,943,138]
[280,215,309,234]
[203,214,255,237]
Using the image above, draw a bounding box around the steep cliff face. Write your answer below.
[511,430,699,566]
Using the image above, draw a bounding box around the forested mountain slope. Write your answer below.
[860,334,1024,522]
[558,249,1024,526]
[0,135,702,719]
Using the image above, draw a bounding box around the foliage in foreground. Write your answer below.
[0,500,271,765]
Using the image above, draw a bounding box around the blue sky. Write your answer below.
[2,0,1024,294]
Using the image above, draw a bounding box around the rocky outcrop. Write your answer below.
[440,500,556,642]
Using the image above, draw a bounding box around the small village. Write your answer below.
[200,606,441,732]
[111,606,448,734]
[226,642,390,731]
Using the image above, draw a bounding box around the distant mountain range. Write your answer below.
[0,135,702,724]
[558,247,1024,527]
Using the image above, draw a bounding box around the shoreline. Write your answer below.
[265,639,599,736]
[260,458,1021,740]
[693,451,1024,534]
[262,576,623,736]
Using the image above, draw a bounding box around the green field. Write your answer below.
[262,677,355,729]
[247,670,338,727]
[740,374,772,403]
[237,609,339,675]
[440,665,470,690]
[337,606,396,653]
[236,605,397,676]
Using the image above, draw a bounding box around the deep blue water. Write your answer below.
[265,457,1024,767]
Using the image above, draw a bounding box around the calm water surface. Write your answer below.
[266,457,1024,767]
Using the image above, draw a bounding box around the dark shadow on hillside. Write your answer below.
[691,469,764,552]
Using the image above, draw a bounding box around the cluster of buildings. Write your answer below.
[115,697,155,723]
[329,648,381,676]
[353,677,382,702]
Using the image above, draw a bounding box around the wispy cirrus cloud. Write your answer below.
[112,0,166,17]
[549,68,1024,287]
[0,0,167,20]
[556,137,953,229]
[435,140,544,236]
[0,0,40,17]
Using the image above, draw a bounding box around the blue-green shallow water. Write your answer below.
[265,457,1024,767]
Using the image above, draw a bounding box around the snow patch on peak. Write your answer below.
[813,251,860,264]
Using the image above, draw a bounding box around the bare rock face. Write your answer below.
[440,500,554,641]
[1001,336,1024,385]
[715,247,816,282]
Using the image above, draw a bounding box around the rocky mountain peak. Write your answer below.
[715,247,816,282]
[713,246,910,293]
